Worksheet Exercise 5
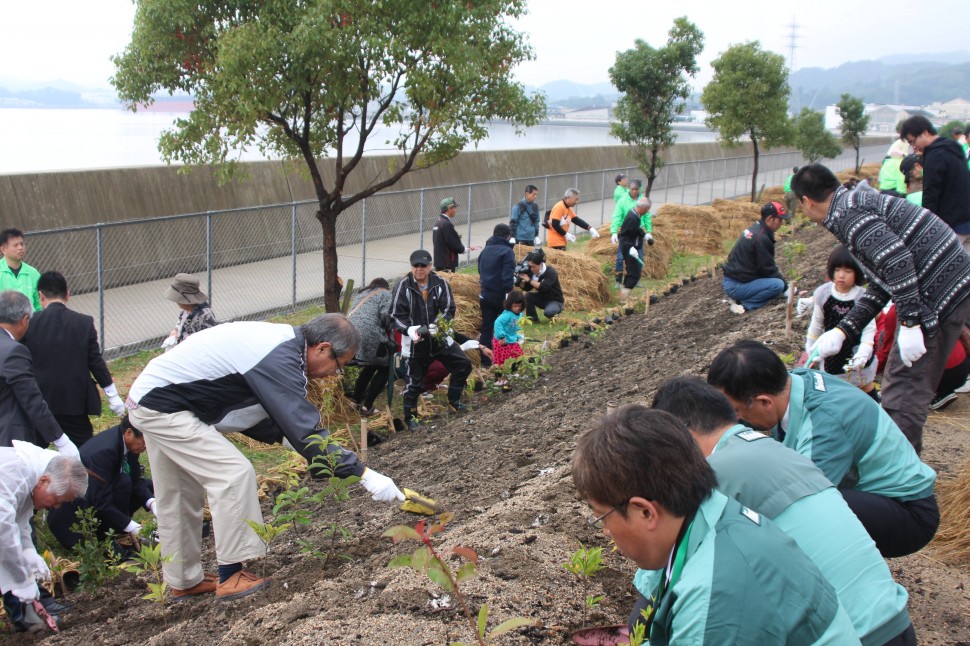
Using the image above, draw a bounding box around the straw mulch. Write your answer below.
[836,162,882,185]
[711,199,761,242]
[584,224,674,280]
[930,457,970,565]
[438,272,483,338]
[513,245,612,310]
[652,204,723,255]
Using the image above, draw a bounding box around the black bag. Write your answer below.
[541,208,552,229]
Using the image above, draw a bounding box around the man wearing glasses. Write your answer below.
[572,405,858,644]
[390,249,471,431]
[127,313,405,601]
[899,115,970,253]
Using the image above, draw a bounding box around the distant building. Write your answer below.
[825,104,942,134]
[561,106,611,121]
[929,97,970,121]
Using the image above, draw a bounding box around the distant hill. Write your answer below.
[526,80,619,104]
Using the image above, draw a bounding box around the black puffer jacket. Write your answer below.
[922,136,970,232]
[389,272,456,358]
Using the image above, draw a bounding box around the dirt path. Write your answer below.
[16,223,970,645]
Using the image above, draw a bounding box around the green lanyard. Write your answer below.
[643,518,695,636]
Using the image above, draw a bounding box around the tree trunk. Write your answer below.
[750,137,760,202]
[854,144,861,174]
[645,146,660,197]
[317,205,341,312]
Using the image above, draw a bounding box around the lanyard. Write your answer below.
[643,516,695,637]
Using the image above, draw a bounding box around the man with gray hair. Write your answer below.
[547,188,600,250]
[617,197,653,301]
[0,290,80,460]
[1,441,86,631]
[127,313,405,601]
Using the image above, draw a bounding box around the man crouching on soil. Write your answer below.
[571,405,860,644]
[127,313,405,601]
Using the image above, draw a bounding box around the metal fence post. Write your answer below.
[360,198,367,287]
[419,189,425,249]
[542,176,549,245]
[680,162,687,204]
[291,204,298,307]
[734,158,739,196]
[206,212,213,301]
[599,171,607,224]
[508,179,513,214]
[466,184,473,261]
[96,225,105,354]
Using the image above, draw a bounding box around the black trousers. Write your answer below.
[55,414,93,447]
[839,490,939,558]
[936,355,970,397]
[403,344,471,410]
[479,295,504,365]
[352,365,390,409]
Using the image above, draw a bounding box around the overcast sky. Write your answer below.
[2,0,966,91]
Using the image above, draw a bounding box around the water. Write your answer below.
[0,107,716,175]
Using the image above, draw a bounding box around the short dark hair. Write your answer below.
[792,166,799,173]
[826,245,866,286]
[503,289,526,310]
[493,223,512,238]
[652,377,737,435]
[628,179,642,191]
[707,340,789,406]
[953,127,964,136]
[791,163,841,202]
[899,115,936,139]
[525,184,538,194]
[572,405,717,517]
[0,228,24,246]
[37,271,68,299]
[362,277,390,292]
[120,415,143,438]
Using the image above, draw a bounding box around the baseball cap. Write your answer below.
[899,154,923,181]
[440,197,458,211]
[614,173,626,183]
[761,201,791,219]
[409,249,432,267]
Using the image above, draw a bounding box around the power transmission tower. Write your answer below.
[785,17,802,70]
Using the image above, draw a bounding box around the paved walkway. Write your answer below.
[65,147,880,356]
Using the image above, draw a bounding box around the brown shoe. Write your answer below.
[171,573,218,601]
[216,571,271,601]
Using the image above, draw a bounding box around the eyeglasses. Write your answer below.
[588,502,627,529]
[411,262,429,268]
[329,347,348,376]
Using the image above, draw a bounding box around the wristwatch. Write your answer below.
[900,316,920,328]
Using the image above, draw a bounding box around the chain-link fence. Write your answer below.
[23,144,886,358]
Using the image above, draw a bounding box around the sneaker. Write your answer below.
[929,392,958,411]
[216,571,270,601]
[955,379,970,394]
[172,573,218,601]
[406,418,428,432]
[729,301,745,315]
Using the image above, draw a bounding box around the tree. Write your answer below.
[793,108,842,163]
[836,94,870,174]
[939,119,966,139]
[609,18,704,197]
[112,0,545,311]
[701,42,790,202]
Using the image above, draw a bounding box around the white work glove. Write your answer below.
[516,333,525,346]
[124,520,142,551]
[796,296,814,318]
[509,237,516,244]
[146,498,158,516]
[898,325,927,367]
[104,383,126,416]
[628,246,639,259]
[645,233,654,246]
[52,435,80,461]
[24,549,50,581]
[811,328,846,359]
[565,232,577,243]
[610,233,618,245]
[360,468,405,503]
[407,325,423,343]
[589,228,600,239]
[845,344,873,371]
[427,324,438,336]
[459,340,480,351]
[533,236,541,245]
[783,283,794,300]
[161,335,177,350]
[11,581,39,602]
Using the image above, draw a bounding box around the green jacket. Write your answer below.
[709,425,910,646]
[877,157,905,194]
[611,191,637,234]
[614,184,628,204]
[906,191,922,206]
[634,491,860,645]
[0,261,41,311]
[778,369,936,501]
[784,173,794,193]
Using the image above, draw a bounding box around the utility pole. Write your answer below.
[785,17,802,112]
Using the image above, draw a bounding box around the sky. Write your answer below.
[1,0,967,91]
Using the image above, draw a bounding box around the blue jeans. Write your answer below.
[722,276,784,310]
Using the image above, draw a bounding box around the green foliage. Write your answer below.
[563,545,606,626]
[836,94,870,173]
[118,542,174,606]
[384,514,540,645]
[939,120,966,139]
[111,0,545,311]
[781,240,806,283]
[626,607,654,646]
[69,507,121,591]
[793,108,842,163]
[702,41,791,201]
[609,18,704,196]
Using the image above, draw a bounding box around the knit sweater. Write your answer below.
[824,185,970,343]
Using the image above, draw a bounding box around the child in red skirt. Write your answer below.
[493,290,526,367]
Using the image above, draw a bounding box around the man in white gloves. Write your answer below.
[508,184,541,248]
[24,272,126,448]
[0,442,87,631]
[391,250,472,431]
[47,416,156,560]
[127,313,405,601]
[794,163,970,453]
[0,290,78,461]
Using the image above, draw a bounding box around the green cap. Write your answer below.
[440,197,458,211]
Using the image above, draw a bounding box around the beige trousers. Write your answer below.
[129,406,265,589]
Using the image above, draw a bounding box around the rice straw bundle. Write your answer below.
[653,204,722,255]
[514,245,612,310]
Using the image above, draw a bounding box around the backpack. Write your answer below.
[541,206,554,229]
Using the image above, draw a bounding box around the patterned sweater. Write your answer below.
[824,185,970,342]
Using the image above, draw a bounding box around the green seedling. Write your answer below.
[563,544,606,626]
[119,542,174,607]
[245,520,291,577]
[298,524,353,568]
[384,513,540,645]
[69,507,121,590]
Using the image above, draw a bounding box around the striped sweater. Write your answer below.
[824,184,970,342]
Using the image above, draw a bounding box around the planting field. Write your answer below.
[12,223,970,645]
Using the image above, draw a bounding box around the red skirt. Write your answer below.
[493,339,523,367]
